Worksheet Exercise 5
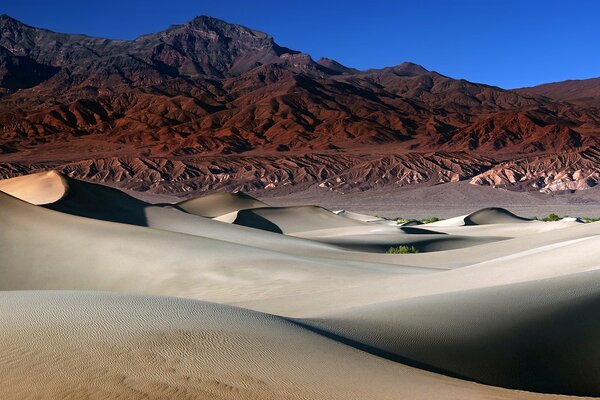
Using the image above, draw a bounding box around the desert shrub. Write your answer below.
[540,213,561,222]
[387,245,419,254]
[394,217,443,225]
[394,217,418,225]
[420,217,443,224]
[584,217,600,223]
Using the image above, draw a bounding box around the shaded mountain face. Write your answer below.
[0,45,59,92]
[1,14,600,195]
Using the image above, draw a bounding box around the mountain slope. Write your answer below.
[0,15,599,195]
[518,77,600,107]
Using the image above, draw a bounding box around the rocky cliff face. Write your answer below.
[1,14,600,195]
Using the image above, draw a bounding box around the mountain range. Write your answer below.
[1,14,600,195]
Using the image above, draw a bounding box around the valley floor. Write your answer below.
[260,181,600,219]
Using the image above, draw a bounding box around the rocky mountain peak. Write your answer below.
[0,14,27,27]
[133,15,303,77]
[391,62,429,76]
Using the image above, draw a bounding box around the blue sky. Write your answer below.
[1,0,598,88]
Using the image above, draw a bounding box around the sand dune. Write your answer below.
[1,172,599,398]
[0,291,572,400]
[303,270,600,396]
[427,206,531,227]
[427,219,580,238]
[177,191,268,217]
[0,172,505,255]
[232,205,368,234]
[0,170,151,225]
[230,205,501,252]
[0,190,442,305]
[464,207,531,225]
[334,209,395,224]
[240,223,600,317]
[0,170,66,204]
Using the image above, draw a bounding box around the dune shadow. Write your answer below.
[232,210,283,233]
[43,176,150,226]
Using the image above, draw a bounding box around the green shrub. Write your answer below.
[394,217,418,225]
[420,217,442,224]
[393,217,443,225]
[540,213,561,222]
[387,245,419,254]
[537,214,600,223]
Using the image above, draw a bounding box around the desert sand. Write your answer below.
[1,171,599,399]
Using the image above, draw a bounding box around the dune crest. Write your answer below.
[177,191,268,218]
[464,207,532,225]
[0,170,66,204]
[427,207,532,227]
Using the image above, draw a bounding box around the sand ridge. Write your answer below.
[177,191,268,218]
[0,170,67,205]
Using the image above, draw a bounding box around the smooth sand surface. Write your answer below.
[239,226,600,316]
[1,171,600,399]
[0,291,576,400]
[303,270,600,396]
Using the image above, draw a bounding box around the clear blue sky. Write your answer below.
[1,0,598,88]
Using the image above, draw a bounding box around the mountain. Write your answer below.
[517,77,600,107]
[1,14,600,195]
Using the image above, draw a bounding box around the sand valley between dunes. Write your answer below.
[1,170,600,399]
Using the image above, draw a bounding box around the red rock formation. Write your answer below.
[1,14,599,195]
